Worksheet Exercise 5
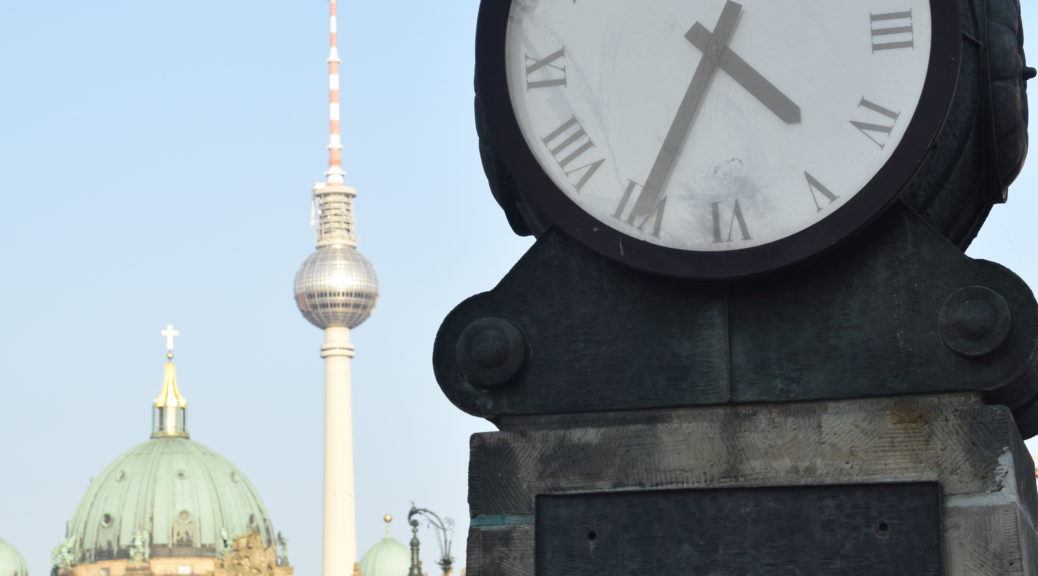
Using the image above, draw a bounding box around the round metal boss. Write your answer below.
[456,317,527,389]
[938,286,1012,357]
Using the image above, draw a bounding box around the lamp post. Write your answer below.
[407,505,455,576]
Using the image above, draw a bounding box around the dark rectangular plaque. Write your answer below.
[536,483,941,576]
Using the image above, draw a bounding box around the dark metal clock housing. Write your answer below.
[476,1,962,279]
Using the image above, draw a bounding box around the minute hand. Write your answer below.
[629,0,743,222]
[685,23,801,124]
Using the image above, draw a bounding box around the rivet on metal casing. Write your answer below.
[938,286,1012,357]
[455,317,527,389]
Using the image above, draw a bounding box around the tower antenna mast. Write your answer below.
[326,0,345,186]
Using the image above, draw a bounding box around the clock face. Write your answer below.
[480,0,959,278]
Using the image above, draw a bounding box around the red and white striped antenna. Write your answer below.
[326,0,345,185]
[310,0,358,247]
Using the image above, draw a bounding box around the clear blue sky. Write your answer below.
[1,3,1037,576]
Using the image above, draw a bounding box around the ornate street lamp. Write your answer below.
[407,504,455,576]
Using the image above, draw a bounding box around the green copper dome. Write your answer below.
[64,436,275,564]
[0,538,28,576]
[359,536,409,576]
[61,342,279,566]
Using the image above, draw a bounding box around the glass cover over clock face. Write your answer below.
[505,0,934,256]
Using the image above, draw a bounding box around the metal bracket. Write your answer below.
[433,203,1038,436]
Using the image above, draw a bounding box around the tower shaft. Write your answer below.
[322,326,357,576]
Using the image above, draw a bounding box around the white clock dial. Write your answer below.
[505,0,933,253]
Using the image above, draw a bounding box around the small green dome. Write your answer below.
[0,538,28,576]
[359,536,409,576]
[64,436,275,564]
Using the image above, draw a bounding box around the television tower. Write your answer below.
[293,1,379,575]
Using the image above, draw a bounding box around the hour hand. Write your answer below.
[686,23,801,124]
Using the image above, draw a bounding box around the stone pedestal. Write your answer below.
[467,394,1038,575]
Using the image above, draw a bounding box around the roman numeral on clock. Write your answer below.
[541,116,605,192]
[805,172,838,211]
[526,48,567,90]
[711,200,752,243]
[613,180,666,237]
[850,97,900,149]
[870,10,914,52]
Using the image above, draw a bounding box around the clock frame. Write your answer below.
[475,0,962,279]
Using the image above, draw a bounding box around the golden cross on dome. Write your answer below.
[161,324,180,358]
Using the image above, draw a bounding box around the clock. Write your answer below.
[475,0,961,278]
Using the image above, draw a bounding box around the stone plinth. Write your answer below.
[467,394,1037,575]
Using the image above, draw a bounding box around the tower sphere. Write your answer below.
[295,246,379,329]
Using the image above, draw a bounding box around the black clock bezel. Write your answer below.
[475,0,962,279]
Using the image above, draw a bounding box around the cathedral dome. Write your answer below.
[57,328,285,573]
[64,436,275,564]
[358,535,409,576]
[0,538,28,576]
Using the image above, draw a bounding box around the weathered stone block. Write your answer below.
[467,394,1038,576]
